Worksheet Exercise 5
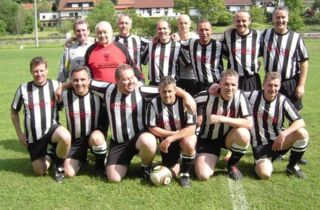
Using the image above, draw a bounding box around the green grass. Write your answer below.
[0,42,320,210]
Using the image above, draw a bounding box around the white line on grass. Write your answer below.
[228,179,248,210]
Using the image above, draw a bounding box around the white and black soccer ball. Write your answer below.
[150,165,172,186]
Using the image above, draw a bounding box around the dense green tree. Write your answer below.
[190,0,226,24]
[0,19,7,34]
[250,6,267,24]
[86,0,116,31]
[174,0,191,14]
[312,0,320,10]
[0,0,19,33]
[284,0,304,30]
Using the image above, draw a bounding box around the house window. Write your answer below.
[148,9,151,16]
[70,13,74,17]
[53,15,56,19]
[75,12,78,17]
[72,4,79,8]
[156,8,160,13]
[42,15,45,19]
[82,3,89,7]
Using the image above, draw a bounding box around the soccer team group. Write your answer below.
[11,5,310,187]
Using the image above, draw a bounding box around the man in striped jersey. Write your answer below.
[195,69,252,180]
[221,11,262,91]
[57,19,94,82]
[246,72,309,179]
[62,67,107,177]
[181,20,223,94]
[114,14,150,70]
[141,19,182,85]
[147,76,197,187]
[11,57,71,182]
[261,6,308,111]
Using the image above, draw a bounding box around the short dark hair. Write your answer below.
[115,64,133,80]
[263,72,282,84]
[159,76,176,88]
[70,65,91,79]
[273,6,289,17]
[197,19,211,30]
[221,69,239,80]
[73,18,89,31]
[29,56,47,72]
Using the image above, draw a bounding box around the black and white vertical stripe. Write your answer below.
[245,90,301,147]
[114,34,149,68]
[11,80,60,143]
[62,89,100,139]
[91,80,158,143]
[261,29,309,79]
[147,96,196,132]
[141,40,181,83]
[182,39,223,84]
[195,90,251,140]
[222,28,262,76]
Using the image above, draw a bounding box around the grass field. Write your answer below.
[0,40,319,210]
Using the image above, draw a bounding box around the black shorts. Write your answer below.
[197,135,227,157]
[106,132,146,166]
[279,75,302,111]
[99,102,109,135]
[252,142,289,161]
[239,73,262,91]
[27,124,60,161]
[160,140,180,168]
[177,79,198,96]
[195,82,211,93]
[67,136,90,162]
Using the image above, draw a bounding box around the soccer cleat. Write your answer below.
[228,165,243,180]
[286,165,306,179]
[298,158,308,165]
[141,168,151,181]
[54,166,65,183]
[179,176,191,188]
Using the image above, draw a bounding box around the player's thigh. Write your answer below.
[51,125,71,144]
[225,127,250,148]
[282,128,309,150]
[135,132,157,151]
[179,134,197,154]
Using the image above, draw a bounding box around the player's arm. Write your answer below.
[296,59,308,99]
[176,87,196,114]
[272,118,305,151]
[55,81,73,102]
[210,115,253,129]
[148,127,178,138]
[11,109,27,147]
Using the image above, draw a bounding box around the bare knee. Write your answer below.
[255,159,273,180]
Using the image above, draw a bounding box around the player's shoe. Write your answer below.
[141,167,151,181]
[54,165,64,183]
[228,165,243,180]
[298,158,308,165]
[179,175,191,188]
[286,165,306,179]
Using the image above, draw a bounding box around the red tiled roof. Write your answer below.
[58,0,101,11]
[116,0,174,9]
[22,3,33,10]
[225,0,252,6]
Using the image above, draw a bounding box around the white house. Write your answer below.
[58,0,101,20]
[225,0,252,13]
[39,12,60,27]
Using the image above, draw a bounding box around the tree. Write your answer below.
[250,6,267,24]
[191,0,226,24]
[0,0,19,33]
[284,0,304,30]
[87,0,116,31]
[312,0,320,10]
[174,0,191,14]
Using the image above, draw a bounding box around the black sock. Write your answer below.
[180,154,195,176]
[227,151,244,169]
[288,151,305,168]
[94,154,106,168]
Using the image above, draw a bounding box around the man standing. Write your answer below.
[11,57,71,182]
[147,76,197,187]
[247,72,309,179]
[62,67,107,177]
[261,6,308,111]
[57,19,94,82]
[195,69,252,180]
[141,19,181,85]
[114,14,149,70]
[221,11,262,91]
[181,20,223,93]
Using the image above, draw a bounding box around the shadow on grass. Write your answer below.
[0,139,27,154]
[0,157,34,177]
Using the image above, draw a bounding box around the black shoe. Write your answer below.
[93,164,106,178]
[228,165,243,180]
[298,158,308,165]
[179,176,191,188]
[141,168,151,181]
[54,165,64,183]
[286,165,306,179]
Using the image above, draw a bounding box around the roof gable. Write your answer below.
[225,0,252,6]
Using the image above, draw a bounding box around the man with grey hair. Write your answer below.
[57,19,94,82]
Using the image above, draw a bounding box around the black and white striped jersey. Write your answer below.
[114,34,149,68]
[146,96,196,132]
[62,89,101,139]
[141,40,181,83]
[90,80,158,143]
[222,28,262,76]
[245,90,301,147]
[181,39,223,84]
[195,90,252,140]
[261,29,309,79]
[11,80,60,143]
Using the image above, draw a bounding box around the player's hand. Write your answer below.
[55,85,63,102]
[209,114,223,124]
[171,33,180,41]
[18,131,28,147]
[159,138,172,153]
[295,85,305,99]
[208,83,220,96]
[272,132,286,151]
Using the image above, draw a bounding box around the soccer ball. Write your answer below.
[150,165,172,186]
